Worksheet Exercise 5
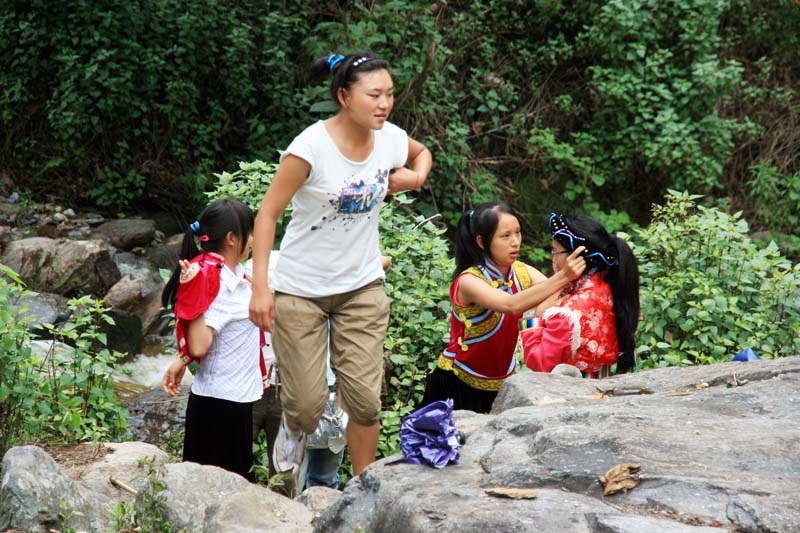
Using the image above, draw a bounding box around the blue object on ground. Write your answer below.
[400,398,461,469]
[732,347,759,362]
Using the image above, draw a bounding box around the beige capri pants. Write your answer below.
[272,279,389,433]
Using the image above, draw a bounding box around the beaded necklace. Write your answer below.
[559,267,598,299]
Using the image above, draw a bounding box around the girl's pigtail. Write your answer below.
[453,210,481,279]
[161,224,201,309]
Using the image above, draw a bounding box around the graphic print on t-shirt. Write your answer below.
[314,168,388,231]
[338,180,382,214]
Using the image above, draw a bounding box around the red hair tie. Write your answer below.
[199,235,210,242]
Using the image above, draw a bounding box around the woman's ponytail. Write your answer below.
[607,234,640,373]
[311,50,390,105]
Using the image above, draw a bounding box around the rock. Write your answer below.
[136,462,313,532]
[145,232,183,271]
[124,388,188,446]
[103,308,143,361]
[70,442,169,501]
[28,339,74,361]
[12,292,70,332]
[1,443,314,532]
[296,486,343,520]
[0,446,114,532]
[104,275,144,311]
[111,252,166,335]
[0,237,121,297]
[94,219,156,250]
[314,357,800,532]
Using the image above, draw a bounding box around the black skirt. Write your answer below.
[183,392,255,482]
[421,367,498,414]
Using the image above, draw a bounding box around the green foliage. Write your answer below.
[633,191,800,368]
[120,459,181,533]
[379,196,452,457]
[0,270,128,456]
[585,0,745,193]
[1,0,311,211]
[747,162,800,233]
[0,265,37,455]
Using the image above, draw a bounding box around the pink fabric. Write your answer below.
[522,313,573,373]
[522,273,619,375]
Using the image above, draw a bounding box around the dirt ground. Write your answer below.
[41,442,112,478]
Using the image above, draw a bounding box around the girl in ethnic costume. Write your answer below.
[522,212,640,378]
[161,198,263,480]
[249,51,432,476]
[422,202,586,413]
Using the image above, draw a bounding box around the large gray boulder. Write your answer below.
[0,444,316,532]
[136,461,314,532]
[316,357,800,532]
[12,291,70,332]
[0,237,121,297]
[93,218,157,250]
[0,446,114,532]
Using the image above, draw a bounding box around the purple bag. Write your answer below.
[400,399,461,469]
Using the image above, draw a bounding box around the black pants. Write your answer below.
[421,367,498,414]
[183,392,255,481]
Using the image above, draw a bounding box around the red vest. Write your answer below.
[438,261,532,391]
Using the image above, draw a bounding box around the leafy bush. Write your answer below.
[1,0,311,211]
[747,162,800,234]
[0,267,128,456]
[633,191,800,368]
[0,265,38,455]
[207,160,452,460]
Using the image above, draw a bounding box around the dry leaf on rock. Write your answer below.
[537,396,566,405]
[484,487,539,500]
[599,463,641,495]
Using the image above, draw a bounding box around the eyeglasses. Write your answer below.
[550,250,569,256]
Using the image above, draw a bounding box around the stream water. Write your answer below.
[117,352,193,390]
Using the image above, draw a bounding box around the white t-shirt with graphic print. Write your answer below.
[191,263,262,403]
[272,120,408,298]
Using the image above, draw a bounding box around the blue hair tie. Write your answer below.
[327,53,345,72]
[189,220,200,233]
[469,210,474,219]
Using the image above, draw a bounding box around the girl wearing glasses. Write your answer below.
[422,202,586,413]
[522,212,640,378]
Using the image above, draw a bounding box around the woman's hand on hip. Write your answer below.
[250,284,275,332]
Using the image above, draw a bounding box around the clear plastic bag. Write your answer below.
[306,392,348,454]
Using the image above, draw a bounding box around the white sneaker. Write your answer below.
[272,416,306,475]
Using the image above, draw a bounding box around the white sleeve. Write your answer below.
[279,125,317,175]
[383,121,409,168]
[203,299,229,334]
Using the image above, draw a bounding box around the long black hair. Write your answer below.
[161,198,254,309]
[311,50,391,105]
[453,201,516,280]
[550,213,640,373]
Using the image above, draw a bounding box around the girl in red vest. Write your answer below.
[422,202,586,413]
[522,212,640,378]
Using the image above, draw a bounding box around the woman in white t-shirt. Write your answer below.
[249,51,432,477]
